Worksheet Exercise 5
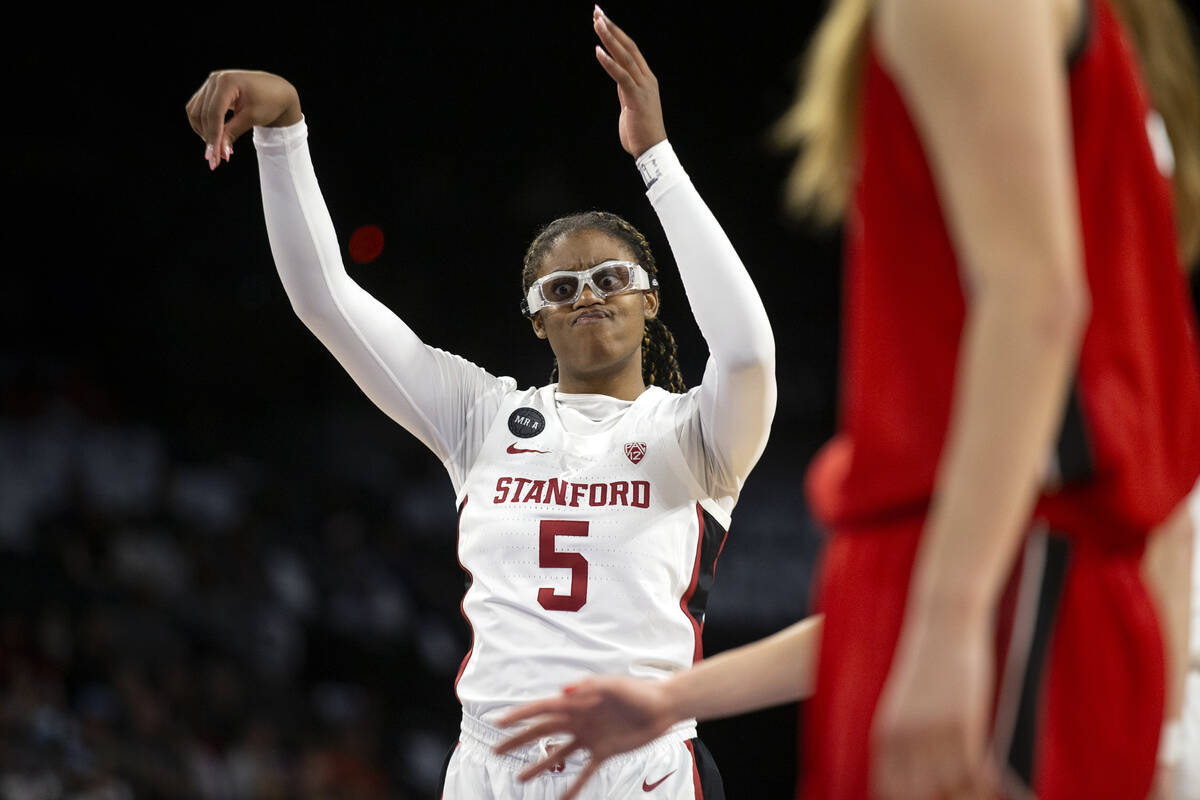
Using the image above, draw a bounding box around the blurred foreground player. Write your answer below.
[497,0,1200,797]
[185,8,775,798]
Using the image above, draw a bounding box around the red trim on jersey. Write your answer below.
[679,504,729,664]
[684,739,704,800]
[453,498,475,700]
[679,506,706,663]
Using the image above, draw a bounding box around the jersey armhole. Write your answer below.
[448,381,521,499]
[1066,0,1092,69]
[660,392,735,530]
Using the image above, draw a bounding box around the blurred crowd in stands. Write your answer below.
[0,382,471,799]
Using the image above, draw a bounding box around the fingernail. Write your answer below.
[204,143,213,162]
[223,144,233,162]
[595,4,605,16]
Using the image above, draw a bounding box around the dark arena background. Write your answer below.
[4,3,1198,798]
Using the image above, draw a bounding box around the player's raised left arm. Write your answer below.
[594,6,776,481]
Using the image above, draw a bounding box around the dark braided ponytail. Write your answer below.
[521,211,687,393]
[640,317,686,393]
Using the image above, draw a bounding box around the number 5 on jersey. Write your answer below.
[538,520,588,612]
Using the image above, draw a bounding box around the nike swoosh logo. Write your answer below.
[507,443,551,454]
[642,770,676,792]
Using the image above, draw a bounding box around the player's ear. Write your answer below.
[530,313,549,339]
[643,291,659,320]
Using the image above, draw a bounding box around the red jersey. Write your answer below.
[805,0,1200,547]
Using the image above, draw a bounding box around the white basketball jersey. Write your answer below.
[452,384,730,727]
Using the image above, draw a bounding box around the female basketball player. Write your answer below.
[185,8,774,798]
[495,0,1200,798]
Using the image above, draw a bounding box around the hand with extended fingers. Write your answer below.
[593,5,667,158]
[185,70,302,170]
[494,676,677,800]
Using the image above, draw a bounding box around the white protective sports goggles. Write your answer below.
[521,260,658,317]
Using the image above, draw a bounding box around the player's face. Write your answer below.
[529,229,659,384]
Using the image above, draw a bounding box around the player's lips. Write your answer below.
[571,309,610,326]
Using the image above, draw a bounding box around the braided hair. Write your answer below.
[522,211,687,393]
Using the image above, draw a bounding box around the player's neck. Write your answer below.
[556,360,646,401]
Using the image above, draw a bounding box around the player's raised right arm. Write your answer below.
[185,70,302,169]
[185,71,504,469]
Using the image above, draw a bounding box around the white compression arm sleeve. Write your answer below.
[639,141,777,492]
[253,119,511,489]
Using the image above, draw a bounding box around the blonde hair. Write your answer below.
[774,0,872,226]
[777,0,1200,267]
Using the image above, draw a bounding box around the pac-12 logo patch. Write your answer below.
[508,407,546,439]
[624,442,647,464]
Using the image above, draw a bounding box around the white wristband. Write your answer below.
[1159,719,1183,766]
[635,140,684,198]
[252,116,308,153]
